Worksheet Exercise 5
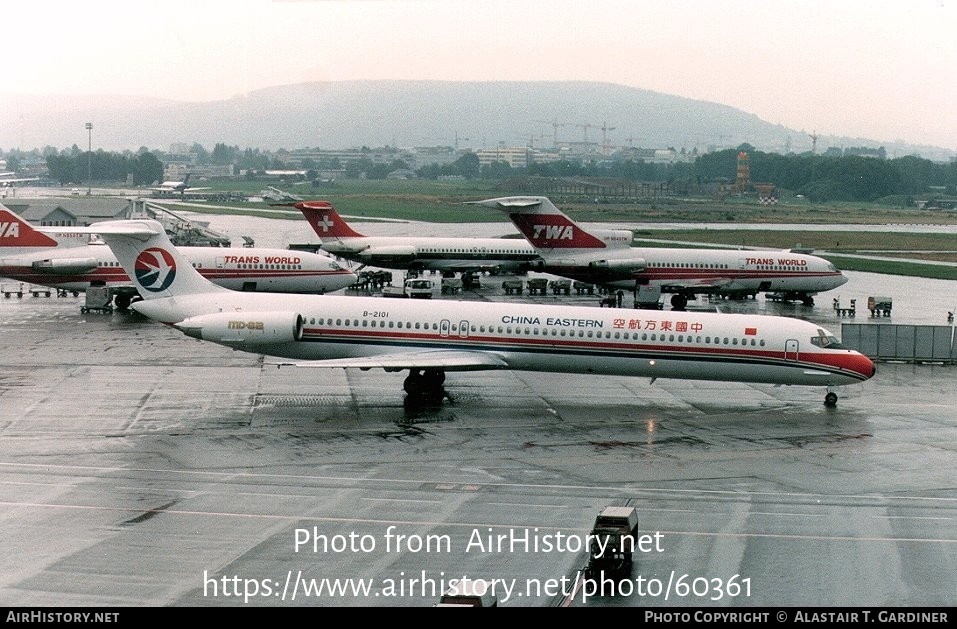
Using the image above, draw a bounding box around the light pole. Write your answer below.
[85,122,92,195]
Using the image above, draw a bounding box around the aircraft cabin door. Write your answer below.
[458,320,469,339]
[216,257,225,269]
[785,339,799,361]
[440,319,451,338]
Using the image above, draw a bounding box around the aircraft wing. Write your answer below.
[261,187,303,206]
[434,261,515,274]
[267,349,508,372]
[465,197,542,209]
[661,277,734,291]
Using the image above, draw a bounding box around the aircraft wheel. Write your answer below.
[114,294,132,310]
[802,295,815,306]
[403,371,424,395]
[423,369,446,387]
[404,369,446,397]
[670,294,688,310]
[824,392,838,407]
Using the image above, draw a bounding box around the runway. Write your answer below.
[0,233,955,607]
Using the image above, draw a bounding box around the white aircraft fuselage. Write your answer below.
[141,290,875,388]
[297,200,539,274]
[320,235,540,273]
[0,206,357,296]
[81,217,876,405]
[540,246,847,294]
[1,240,355,294]
[471,196,848,307]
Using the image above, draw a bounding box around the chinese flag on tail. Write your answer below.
[744,327,757,336]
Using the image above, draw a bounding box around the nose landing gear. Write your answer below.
[824,391,838,407]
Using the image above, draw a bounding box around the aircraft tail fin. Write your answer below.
[86,219,229,300]
[295,201,365,240]
[0,206,59,248]
[468,196,631,250]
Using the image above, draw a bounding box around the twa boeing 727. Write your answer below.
[0,206,357,309]
[82,217,874,407]
[470,196,847,310]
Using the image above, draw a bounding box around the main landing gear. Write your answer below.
[824,390,839,407]
[403,368,446,400]
[670,293,689,311]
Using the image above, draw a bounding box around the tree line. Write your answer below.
[4,143,956,203]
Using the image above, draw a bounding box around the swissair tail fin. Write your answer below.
[83,219,228,300]
[468,196,632,250]
[295,201,365,240]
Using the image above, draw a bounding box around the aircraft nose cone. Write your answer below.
[852,352,876,380]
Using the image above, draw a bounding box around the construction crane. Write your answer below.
[572,123,596,142]
[534,119,568,147]
[600,121,616,153]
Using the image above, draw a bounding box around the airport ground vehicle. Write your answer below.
[440,277,463,294]
[382,278,434,298]
[585,506,639,579]
[80,286,115,314]
[502,278,524,294]
[868,296,893,317]
[573,281,597,295]
[525,278,548,295]
[549,279,572,295]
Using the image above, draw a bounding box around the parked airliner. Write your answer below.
[0,206,357,308]
[470,196,848,310]
[0,173,39,188]
[150,174,210,196]
[294,200,540,275]
[83,217,874,407]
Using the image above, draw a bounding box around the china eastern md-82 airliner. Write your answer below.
[470,196,848,310]
[79,217,874,407]
[0,206,357,308]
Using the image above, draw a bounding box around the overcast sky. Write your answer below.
[5,0,956,149]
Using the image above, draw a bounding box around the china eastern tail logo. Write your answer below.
[134,247,177,292]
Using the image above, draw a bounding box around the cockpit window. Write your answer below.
[810,328,845,349]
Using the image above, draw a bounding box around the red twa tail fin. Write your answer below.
[0,207,58,248]
[469,196,620,249]
[506,210,607,249]
[296,201,365,240]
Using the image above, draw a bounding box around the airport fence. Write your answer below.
[841,323,956,363]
